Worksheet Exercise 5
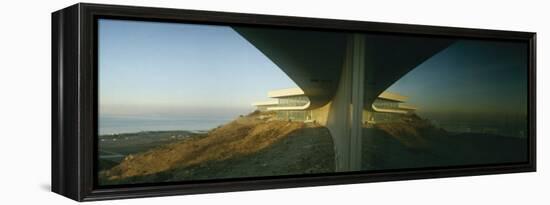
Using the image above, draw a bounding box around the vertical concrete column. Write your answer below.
[350,34,365,171]
[327,34,365,172]
[327,40,352,171]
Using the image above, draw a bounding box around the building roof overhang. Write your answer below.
[267,87,305,98]
[251,100,279,106]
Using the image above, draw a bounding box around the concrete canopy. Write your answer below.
[234,26,455,171]
[361,34,454,109]
[233,26,454,110]
[234,27,348,109]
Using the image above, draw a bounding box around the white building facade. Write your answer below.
[253,87,416,124]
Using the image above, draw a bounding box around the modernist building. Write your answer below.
[236,28,450,171]
[253,87,416,124]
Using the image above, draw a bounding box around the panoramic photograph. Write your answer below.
[97,19,529,186]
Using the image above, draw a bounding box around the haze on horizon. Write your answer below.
[98,19,298,119]
[386,40,528,122]
[99,19,528,122]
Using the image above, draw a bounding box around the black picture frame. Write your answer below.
[52,3,536,201]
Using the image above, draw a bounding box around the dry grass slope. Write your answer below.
[103,112,305,180]
[100,112,526,185]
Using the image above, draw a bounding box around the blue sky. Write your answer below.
[98,19,297,118]
[386,40,528,118]
[99,19,528,121]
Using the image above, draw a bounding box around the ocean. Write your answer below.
[99,116,233,135]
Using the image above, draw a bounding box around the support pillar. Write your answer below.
[326,34,365,172]
[349,34,365,171]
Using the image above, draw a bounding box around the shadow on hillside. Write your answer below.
[98,119,528,185]
[362,127,528,171]
[99,126,335,185]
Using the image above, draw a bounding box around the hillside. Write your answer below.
[100,112,528,185]
[98,130,198,171]
[362,114,528,170]
[99,111,335,185]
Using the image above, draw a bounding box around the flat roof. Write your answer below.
[378,91,409,102]
[251,100,279,106]
[267,88,408,102]
[267,87,305,98]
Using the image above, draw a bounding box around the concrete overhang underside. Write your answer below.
[233,26,455,171]
[234,26,455,110]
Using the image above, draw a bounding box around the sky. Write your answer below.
[98,19,297,119]
[386,39,528,121]
[99,19,528,122]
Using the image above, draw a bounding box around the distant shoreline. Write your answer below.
[99,129,210,137]
[99,116,232,135]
